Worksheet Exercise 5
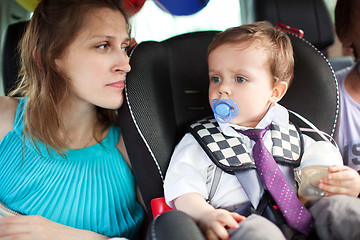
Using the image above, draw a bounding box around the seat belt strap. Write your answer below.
[234,168,263,210]
[207,166,223,202]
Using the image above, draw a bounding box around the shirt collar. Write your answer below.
[219,103,289,137]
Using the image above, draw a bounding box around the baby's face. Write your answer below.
[208,42,276,128]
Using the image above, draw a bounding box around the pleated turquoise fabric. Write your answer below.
[0,98,144,238]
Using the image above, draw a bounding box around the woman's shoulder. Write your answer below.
[335,64,355,83]
[0,96,19,140]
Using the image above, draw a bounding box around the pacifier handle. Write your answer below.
[215,103,231,117]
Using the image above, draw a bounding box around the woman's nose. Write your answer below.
[112,51,131,73]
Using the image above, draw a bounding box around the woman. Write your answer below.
[0,0,144,239]
[334,0,360,173]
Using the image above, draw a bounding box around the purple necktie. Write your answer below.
[239,125,313,235]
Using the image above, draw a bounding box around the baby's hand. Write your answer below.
[319,165,360,197]
[198,209,245,240]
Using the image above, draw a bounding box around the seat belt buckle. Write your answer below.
[150,197,174,218]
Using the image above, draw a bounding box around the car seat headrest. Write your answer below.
[254,0,334,50]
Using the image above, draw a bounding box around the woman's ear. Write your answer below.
[269,81,288,103]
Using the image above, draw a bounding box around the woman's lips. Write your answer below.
[106,81,125,88]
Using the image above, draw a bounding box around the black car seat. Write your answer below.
[252,0,354,71]
[1,21,28,96]
[253,0,334,51]
[118,29,339,218]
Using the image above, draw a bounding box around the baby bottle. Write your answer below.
[211,99,239,124]
[298,141,343,204]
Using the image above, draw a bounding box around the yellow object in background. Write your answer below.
[16,0,40,12]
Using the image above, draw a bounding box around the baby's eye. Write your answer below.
[236,76,247,83]
[212,76,221,83]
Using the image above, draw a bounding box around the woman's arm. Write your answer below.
[0,96,18,141]
[116,133,147,212]
[0,215,109,240]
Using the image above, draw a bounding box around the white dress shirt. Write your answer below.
[164,104,316,211]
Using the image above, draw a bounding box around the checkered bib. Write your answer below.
[189,117,302,173]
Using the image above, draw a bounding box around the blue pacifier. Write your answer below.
[211,99,239,124]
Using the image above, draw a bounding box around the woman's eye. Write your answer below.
[212,77,221,83]
[97,43,109,50]
[236,76,247,83]
[122,45,130,52]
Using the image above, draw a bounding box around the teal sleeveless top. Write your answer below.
[0,98,144,238]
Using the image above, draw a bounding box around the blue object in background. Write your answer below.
[153,0,210,16]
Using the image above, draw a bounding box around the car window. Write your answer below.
[130,0,241,43]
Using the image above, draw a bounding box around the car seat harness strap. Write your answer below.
[189,116,303,173]
[189,116,307,238]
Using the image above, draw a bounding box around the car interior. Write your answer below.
[0,0,355,232]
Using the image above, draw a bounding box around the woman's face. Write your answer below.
[339,4,360,58]
[55,7,130,110]
[350,9,360,58]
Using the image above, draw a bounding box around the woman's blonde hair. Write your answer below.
[10,0,130,154]
[208,21,294,86]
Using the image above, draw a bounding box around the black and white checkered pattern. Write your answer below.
[271,123,301,161]
[190,118,252,168]
[189,117,301,171]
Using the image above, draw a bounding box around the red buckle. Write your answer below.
[275,23,304,38]
[150,197,174,218]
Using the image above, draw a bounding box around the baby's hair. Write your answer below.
[208,21,294,86]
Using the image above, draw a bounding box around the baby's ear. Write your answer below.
[269,81,288,103]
